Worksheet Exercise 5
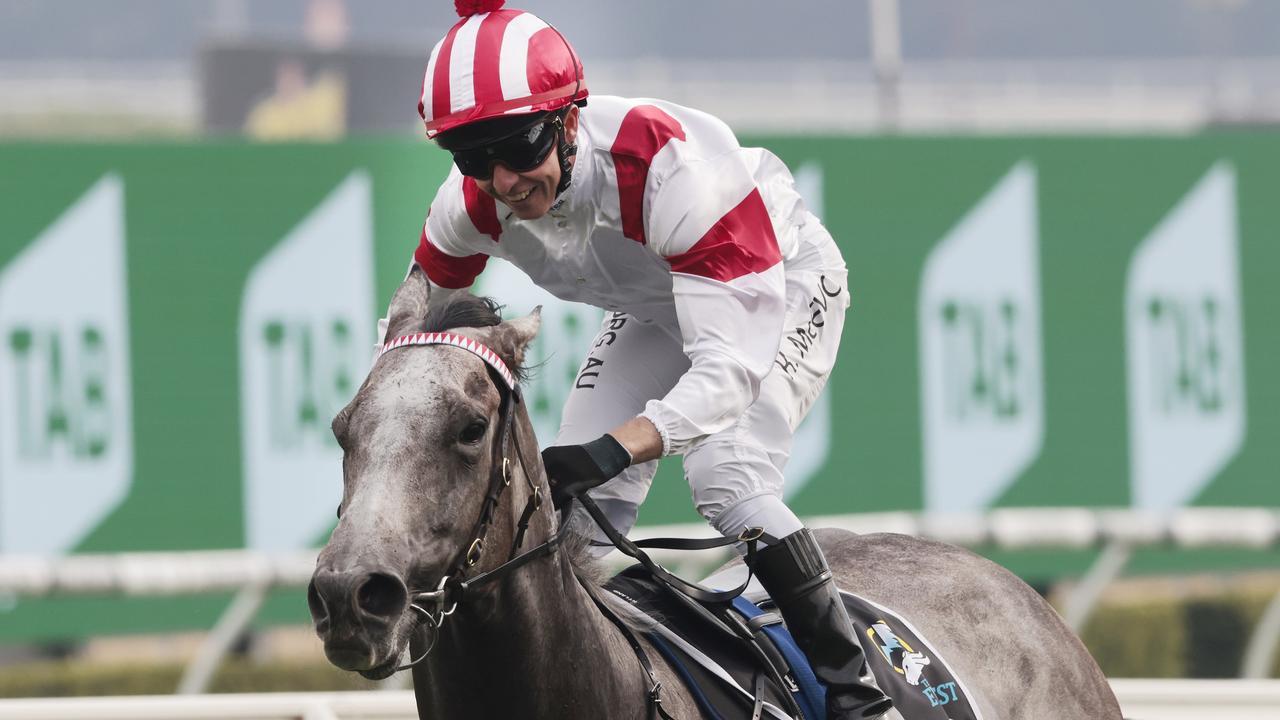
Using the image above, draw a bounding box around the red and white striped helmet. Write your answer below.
[419,0,588,139]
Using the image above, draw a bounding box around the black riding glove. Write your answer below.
[542,434,632,510]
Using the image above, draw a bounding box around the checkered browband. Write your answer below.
[378,332,517,390]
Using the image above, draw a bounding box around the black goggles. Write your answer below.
[449,116,561,180]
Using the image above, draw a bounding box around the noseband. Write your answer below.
[374,332,568,669]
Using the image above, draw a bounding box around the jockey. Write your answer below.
[404,2,893,718]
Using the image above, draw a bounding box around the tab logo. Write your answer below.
[256,317,357,451]
[919,163,1044,511]
[0,175,133,554]
[240,172,374,550]
[7,327,113,460]
[1126,163,1245,510]
[935,298,1026,422]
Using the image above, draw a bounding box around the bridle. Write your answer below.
[373,331,569,670]
[367,329,766,720]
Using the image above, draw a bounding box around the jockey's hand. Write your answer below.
[542,434,632,509]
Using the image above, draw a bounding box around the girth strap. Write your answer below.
[581,578,677,720]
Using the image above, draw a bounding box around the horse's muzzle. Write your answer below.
[308,567,410,669]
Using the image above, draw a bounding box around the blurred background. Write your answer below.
[3,0,1280,137]
[1,0,1279,717]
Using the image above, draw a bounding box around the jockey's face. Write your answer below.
[477,105,578,221]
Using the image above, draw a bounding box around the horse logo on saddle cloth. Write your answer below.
[605,561,982,720]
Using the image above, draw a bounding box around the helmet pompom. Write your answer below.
[454,0,506,17]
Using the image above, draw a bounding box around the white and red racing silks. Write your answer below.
[413,95,826,455]
[419,8,588,138]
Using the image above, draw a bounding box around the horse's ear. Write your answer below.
[500,306,541,367]
[385,266,430,338]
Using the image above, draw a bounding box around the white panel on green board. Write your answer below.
[239,172,375,551]
[919,162,1045,512]
[1125,163,1245,511]
[475,259,603,448]
[0,175,134,554]
[781,161,832,500]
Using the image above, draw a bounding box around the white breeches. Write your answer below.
[556,222,850,545]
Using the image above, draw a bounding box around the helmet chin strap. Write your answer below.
[555,131,577,197]
[551,111,577,197]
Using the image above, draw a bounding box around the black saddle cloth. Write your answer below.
[605,565,981,720]
[607,565,800,719]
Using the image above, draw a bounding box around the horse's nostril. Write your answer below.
[307,579,329,624]
[356,573,408,620]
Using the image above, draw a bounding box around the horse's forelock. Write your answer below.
[420,294,502,334]
[415,294,528,381]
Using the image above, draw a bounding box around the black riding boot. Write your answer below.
[752,529,895,720]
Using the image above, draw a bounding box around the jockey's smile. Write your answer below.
[474,106,579,221]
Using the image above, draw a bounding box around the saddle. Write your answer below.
[603,563,983,720]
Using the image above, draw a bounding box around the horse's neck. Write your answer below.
[411,416,651,720]
[413,549,649,719]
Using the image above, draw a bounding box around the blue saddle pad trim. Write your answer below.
[730,596,826,720]
[647,632,726,720]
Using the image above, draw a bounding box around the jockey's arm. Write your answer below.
[544,239,786,504]
[550,157,788,494]
[635,156,788,458]
[607,415,663,465]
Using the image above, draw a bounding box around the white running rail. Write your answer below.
[1,507,1277,692]
[3,508,1277,597]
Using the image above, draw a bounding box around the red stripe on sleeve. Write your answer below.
[472,11,517,106]
[431,21,465,122]
[610,105,685,245]
[462,178,502,242]
[665,189,781,282]
[414,230,488,290]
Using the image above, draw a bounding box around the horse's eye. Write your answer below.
[459,420,488,444]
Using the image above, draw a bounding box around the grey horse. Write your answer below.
[308,268,1123,719]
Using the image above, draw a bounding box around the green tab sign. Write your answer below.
[1,135,1279,640]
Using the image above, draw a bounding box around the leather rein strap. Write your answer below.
[577,494,773,604]
[435,382,571,602]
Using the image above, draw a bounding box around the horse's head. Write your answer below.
[307,267,543,678]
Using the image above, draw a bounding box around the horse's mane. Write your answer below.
[416,293,528,380]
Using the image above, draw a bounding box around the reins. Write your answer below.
[397,384,575,669]
[404,385,570,623]
[578,495,773,602]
